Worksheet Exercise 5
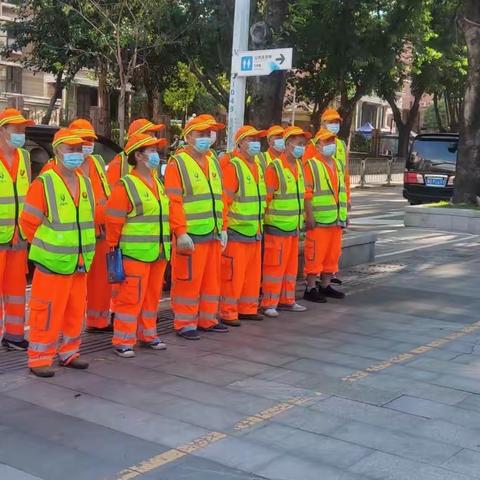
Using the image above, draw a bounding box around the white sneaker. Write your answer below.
[264,308,279,318]
[278,303,307,312]
[115,348,135,358]
[144,340,167,351]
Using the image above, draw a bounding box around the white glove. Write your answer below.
[176,233,194,252]
[220,230,228,251]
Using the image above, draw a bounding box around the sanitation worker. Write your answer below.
[255,125,285,172]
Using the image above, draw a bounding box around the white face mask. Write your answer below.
[210,131,217,145]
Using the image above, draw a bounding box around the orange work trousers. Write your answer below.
[111,258,166,349]
[261,233,299,309]
[28,269,87,368]
[304,226,342,276]
[0,248,27,342]
[171,240,220,332]
[219,240,261,321]
[86,238,112,328]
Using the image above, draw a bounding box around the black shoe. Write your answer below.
[199,324,229,333]
[2,338,28,351]
[85,324,113,334]
[221,318,242,327]
[177,330,201,340]
[303,287,327,303]
[59,357,89,369]
[238,313,264,321]
[30,366,55,378]
[331,277,343,285]
[319,285,346,299]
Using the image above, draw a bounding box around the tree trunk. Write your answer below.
[453,3,480,204]
[118,82,127,147]
[433,92,445,132]
[42,71,64,125]
[97,62,111,137]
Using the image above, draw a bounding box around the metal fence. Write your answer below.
[349,155,405,186]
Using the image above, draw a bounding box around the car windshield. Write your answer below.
[409,138,458,167]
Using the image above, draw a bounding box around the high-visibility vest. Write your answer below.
[307,156,348,226]
[0,148,31,245]
[172,152,223,236]
[228,156,266,238]
[264,158,305,232]
[255,150,277,173]
[29,169,96,274]
[120,152,133,177]
[334,138,347,169]
[120,174,171,262]
[89,154,111,197]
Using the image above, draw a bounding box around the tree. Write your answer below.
[453,0,480,204]
[2,0,95,124]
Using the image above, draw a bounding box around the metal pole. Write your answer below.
[291,87,296,125]
[360,159,367,188]
[227,0,250,151]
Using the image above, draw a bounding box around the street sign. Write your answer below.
[234,48,293,77]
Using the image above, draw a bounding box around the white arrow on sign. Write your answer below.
[233,47,293,77]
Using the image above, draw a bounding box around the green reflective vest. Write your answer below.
[307,156,348,226]
[29,169,96,274]
[172,151,223,236]
[120,152,133,177]
[120,174,171,262]
[264,158,305,232]
[90,154,111,197]
[255,150,278,173]
[228,156,266,238]
[334,138,347,169]
[0,148,31,245]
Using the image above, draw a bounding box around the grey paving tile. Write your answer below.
[193,353,274,376]
[0,464,43,480]
[456,394,480,413]
[281,357,365,378]
[0,373,34,393]
[443,449,480,479]
[407,357,480,379]
[432,374,480,395]
[350,451,473,480]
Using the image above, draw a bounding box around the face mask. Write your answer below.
[273,138,285,152]
[82,145,94,156]
[326,123,340,135]
[247,141,261,156]
[292,145,305,158]
[193,137,212,153]
[322,144,337,157]
[146,152,160,169]
[9,133,25,148]
[63,152,84,170]
[210,131,217,144]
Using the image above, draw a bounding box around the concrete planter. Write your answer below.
[404,205,480,234]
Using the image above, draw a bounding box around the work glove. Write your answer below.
[176,233,194,252]
[219,230,228,252]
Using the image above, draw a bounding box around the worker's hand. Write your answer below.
[220,230,228,251]
[176,233,194,252]
[306,217,316,231]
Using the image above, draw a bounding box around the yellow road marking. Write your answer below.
[342,320,480,382]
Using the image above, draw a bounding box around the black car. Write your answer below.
[403,133,458,205]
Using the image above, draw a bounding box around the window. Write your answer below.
[6,66,22,93]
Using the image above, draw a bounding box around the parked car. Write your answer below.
[403,133,458,205]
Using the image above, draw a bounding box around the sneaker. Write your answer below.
[199,324,229,333]
[141,340,167,350]
[2,338,28,351]
[59,357,89,369]
[221,318,242,327]
[238,313,264,321]
[114,348,136,358]
[319,285,346,299]
[30,366,55,378]
[278,303,307,312]
[303,287,327,303]
[85,324,113,334]
[331,277,343,285]
[263,308,279,318]
[177,330,200,341]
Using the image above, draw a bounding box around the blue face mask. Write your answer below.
[9,133,25,148]
[293,145,305,158]
[194,137,212,153]
[322,144,337,157]
[146,152,160,169]
[82,145,94,156]
[273,138,285,152]
[247,141,262,156]
[63,152,85,170]
[326,123,340,135]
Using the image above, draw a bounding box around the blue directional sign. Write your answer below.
[240,55,253,72]
[235,48,292,77]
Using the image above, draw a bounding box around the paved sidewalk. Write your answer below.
[2,233,480,479]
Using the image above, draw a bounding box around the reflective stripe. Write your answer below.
[23,203,44,219]
[267,209,301,216]
[0,241,27,251]
[121,235,162,243]
[42,174,60,222]
[190,232,219,244]
[4,314,24,324]
[172,296,199,305]
[238,296,259,303]
[227,229,261,243]
[58,350,79,361]
[264,226,298,237]
[113,331,137,340]
[29,341,57,352]
[31,238,95,255]
[200,294,219,303]
[284,275,297,282]
[5,295,25,304]
[173,155,193,195]
[312,205,339,212]
[141,310,157,319]
[0,197,15,204]
[106,207,126,218]
[122,176,144,216]
[166,187,183,196]
[115,312,137,323]
[174,312,197,321]
[61,335,81,345]
[198,312,217,321]
[184,193,222,203]
[185,211,220,221]
[87,309,109,318]
[220,296,236,305]
[0,218,15,227]
[263,275,282,283]
[141,328,157,336]
[228,212,261,221]
[128,215,169,224]
[41,220,95,231]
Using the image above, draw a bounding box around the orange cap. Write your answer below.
[314,128,336,143]
[0,108,35,127]
[52,128,86,148]
[267,125,285,138]
[183,115,225,136]
[69,118,98,140]
[283,126,312,141]
[124,133,168,155]
[127,119,165,138]
[321,108,342,123]
[234,125,267,144]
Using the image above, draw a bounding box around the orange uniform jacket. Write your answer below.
[106,153,124,188]
[1,149,22,245]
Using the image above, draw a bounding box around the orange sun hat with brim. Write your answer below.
[283,126,312,141]
[314,128,337,143]
[52,128,87,148]
[267,125,285,138]
[124,133,168,156]
[234,125,267,144]
[183,115,225,137]
[69,119,98,140]
[321,108,342,123]
[127,119,165,138]
[0,108,35,127]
